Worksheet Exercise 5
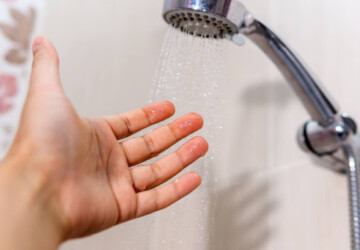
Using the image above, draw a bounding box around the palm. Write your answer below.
[15,81,206,239]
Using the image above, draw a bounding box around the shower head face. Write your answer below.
[163,0,246,38]
[164,9,236,38]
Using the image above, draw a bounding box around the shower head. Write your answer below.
[162,0,339,128]
[163,0,247,38]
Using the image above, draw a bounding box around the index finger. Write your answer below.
[103,101,175,140]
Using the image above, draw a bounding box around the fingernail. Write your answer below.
[32,36,45,53]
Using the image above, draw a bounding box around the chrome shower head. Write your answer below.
[163,0,247,38]
[163,0,339,127]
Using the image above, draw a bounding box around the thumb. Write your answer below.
[29,36,62,93]
[7,37,67,157]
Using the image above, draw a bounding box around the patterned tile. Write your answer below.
[0,0,44,158]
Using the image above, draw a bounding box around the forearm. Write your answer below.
[0,159,64,250]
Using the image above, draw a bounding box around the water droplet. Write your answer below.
[180,120,192,129]
[148,26,229,247]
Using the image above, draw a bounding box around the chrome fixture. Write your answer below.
[163,0,360,249]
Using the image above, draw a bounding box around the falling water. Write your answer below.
[148,26,230,250]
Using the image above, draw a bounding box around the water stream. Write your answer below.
[148,26,230,250]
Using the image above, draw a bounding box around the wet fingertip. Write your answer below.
[189,171,202,186]
[162,101,176,118]
[176,113,204,131]
[163,100,176,114]
[195,136,209,151]
[188,112,204,127]
[190,171,201,179]
[145,101,176,123]
[191,136,209,155]
[174,172,202,196]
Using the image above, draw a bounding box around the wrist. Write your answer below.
[0,155,66,250]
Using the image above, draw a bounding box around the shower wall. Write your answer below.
[34,0,360,249]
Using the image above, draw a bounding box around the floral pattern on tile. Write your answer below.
[0,74,17,114]
[0,7,35,64]
[0,0,44,159]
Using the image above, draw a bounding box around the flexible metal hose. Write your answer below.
[344,145,360,250]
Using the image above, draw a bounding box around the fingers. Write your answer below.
[122,112,203,166]
[103,101,175,140]
[135,172,201,218]
[131,136,208,192]
[29,36,62,93]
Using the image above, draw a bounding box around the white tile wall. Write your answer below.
[40,0,358,249]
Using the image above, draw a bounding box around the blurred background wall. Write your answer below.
[2,0,360,249]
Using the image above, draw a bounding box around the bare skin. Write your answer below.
[0,37,208,250]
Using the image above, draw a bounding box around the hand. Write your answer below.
[0,37,208,249]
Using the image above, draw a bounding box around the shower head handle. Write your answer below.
[239,12,339,125]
